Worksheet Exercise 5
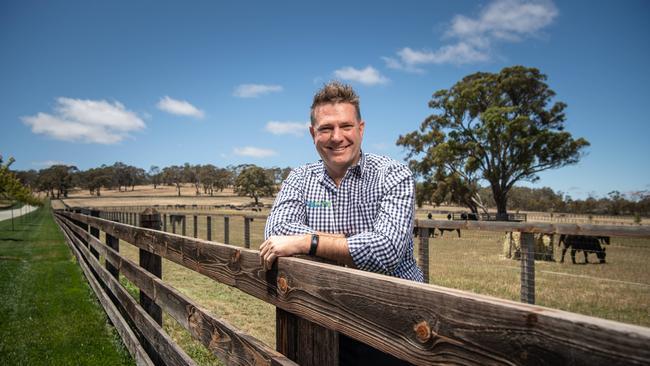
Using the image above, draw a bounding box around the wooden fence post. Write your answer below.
[89,210,100,260]
[206,216,212,241]
[138,208,163,364]
[418,227,430,284]
[172,215,177,234]
[521,232,535,304]
[106,214,120,280]
[224,216,230,244]
[276,308,339,365]
[193,215,198,238]
[182,215,186,237]
[244,217,252,249]
[73,209,89,247]
[163,214,167,232]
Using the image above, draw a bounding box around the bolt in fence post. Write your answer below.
[139,208,163,364]
[418,225,430,284]
[224,216,230,244]
[521,232,535,304]
[182,215,186,236]
[193,215,198,238]
[89,210,101,260]
[244,217,252,249]
[207,216,212,241]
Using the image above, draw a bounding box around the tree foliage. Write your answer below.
[233,165,275,205]
[398,66,590,217]
[0,155,42,206]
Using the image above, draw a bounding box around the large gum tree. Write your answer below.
[397,66,590,219]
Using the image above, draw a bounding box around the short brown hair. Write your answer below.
[310,81,361,125]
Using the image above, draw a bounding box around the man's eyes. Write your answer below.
[319,125,353,132]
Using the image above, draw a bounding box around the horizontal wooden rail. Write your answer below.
[57,214,296,366]
[56,210,650,365]
[55,216,197,366]
[415,219,650,238]
[95,208,269,220]
[54,217,155,366]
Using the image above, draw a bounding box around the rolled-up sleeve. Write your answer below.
[347,164,414,274]
[264,168,315,239]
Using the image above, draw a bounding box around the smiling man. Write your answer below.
[261,81,423,282]
[262,81,421,365]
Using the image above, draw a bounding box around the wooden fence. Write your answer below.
[85,207,650,304]
[53,207,650,365]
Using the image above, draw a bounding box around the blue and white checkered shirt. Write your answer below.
[265,152,424,282]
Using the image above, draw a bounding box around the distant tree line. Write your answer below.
[416,182,650,217]
[12,161,292,204]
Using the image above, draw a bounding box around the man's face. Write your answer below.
[310,102,365,178]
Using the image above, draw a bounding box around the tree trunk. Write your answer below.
[493,190,509,220]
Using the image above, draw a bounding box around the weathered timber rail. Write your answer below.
[88,207,650,303]
[53,208,650,365]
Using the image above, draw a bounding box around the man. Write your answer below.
[261,80,423,282]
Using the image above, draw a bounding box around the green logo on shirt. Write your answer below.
[306,200,332,208]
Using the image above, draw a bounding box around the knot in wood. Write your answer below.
[230,250,241,264]
[277,275,289,294]
[414,321,431,343]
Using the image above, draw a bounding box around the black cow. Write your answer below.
[558,235,610,264]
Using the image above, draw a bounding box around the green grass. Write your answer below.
[418,230,650,326]
[0,201,134,365]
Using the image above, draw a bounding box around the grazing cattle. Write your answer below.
[558,235,610,264]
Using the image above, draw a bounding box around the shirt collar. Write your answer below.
[314,150,366,186]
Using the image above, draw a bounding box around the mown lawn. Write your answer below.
[0,202,133,365]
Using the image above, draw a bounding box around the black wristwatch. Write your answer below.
[309,234,319,256]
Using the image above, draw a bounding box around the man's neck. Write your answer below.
[324,153,362,188]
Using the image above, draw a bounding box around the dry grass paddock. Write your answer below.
[56,190,650,365]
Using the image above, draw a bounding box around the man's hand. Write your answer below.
[259,235,309,270]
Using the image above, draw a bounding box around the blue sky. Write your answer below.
[1,0,648,199]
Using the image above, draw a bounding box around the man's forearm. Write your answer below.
[314,232,356,267]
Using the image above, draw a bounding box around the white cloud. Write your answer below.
[387,0,558,69]
[32,160,67,167]
[447,0,558,40]
[334,66,389,86]
[156,96,204,119]
[265,121,310,137]
[21,97,145,144]
[233,146,277,158]
[233,84,283,98]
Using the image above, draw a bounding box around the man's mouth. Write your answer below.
[327,145,350,153]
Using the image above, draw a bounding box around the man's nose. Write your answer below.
[330,126,343,141]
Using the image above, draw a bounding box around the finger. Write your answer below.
[265,253,275,270]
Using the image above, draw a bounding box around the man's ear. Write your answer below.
[359,120,365,138]
[309,124,316,142]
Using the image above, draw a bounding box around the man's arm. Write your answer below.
[345,164,414,274]
[261,164,414,274]
[264,168,314,238]
[260,232,354,270]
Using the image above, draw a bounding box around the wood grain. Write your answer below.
[56,211,650,366]
[57,217,197,366]
[57,215,297,366]
[55,217,155,366]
